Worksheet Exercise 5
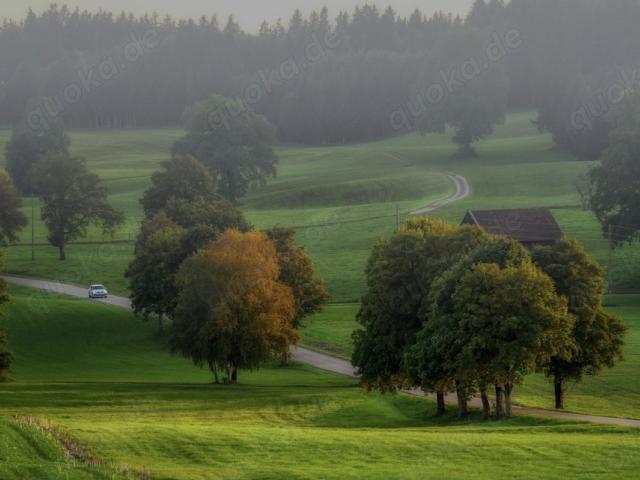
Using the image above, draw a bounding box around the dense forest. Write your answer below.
[2,0,640,152]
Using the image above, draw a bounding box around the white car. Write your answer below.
[88,284,109,299]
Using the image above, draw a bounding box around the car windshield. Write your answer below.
[91,285,105,290]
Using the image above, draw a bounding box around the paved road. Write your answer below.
[411,174,471,215]
[4,275,640,428]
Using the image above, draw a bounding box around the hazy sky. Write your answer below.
[4,1,474,30]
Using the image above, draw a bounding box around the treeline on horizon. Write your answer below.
[1,1,639,152]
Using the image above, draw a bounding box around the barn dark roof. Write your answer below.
[462,208,563,246]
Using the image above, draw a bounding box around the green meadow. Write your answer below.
[2,113,640,477]
[3,111,638,302]
[1,287,639,480]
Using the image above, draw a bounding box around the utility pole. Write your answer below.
[607,224,614,294]
[31,193,36,261]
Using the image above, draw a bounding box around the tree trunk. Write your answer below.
[436,391,446,416]
[554,376,565,410]
[480,386,491,420]
[59,244,66,261]
[455,382,468,417]
[231,367,238,384]
[281,350,290,365]
[208,361,220,384]
[494,384,505,419]
[158,314,164,334]
[504,383,514,418]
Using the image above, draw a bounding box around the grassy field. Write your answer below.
[1,287,639,479]
[3,111,638,301]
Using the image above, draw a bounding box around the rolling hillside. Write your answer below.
[2,111,638,302]
[1,287,639,479]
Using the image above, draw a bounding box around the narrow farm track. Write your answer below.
[411,173,471,215]
[383,152,471,215]
[4,275,640,428]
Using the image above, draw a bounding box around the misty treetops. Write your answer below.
[1,1,638,156]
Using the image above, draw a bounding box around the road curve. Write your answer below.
[411,174,471,215]
[4,275,640,428]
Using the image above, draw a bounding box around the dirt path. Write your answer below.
[4,275,640,427]
[383,152,470,215]
[411,173,471,215]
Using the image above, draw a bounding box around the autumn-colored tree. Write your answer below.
[32,154,124,260]
[141,155,219,217]
[171,230,297,383]
[353,218,487,413]
[0,173,27,245]
[127,192,249,331]
[532,238,627,409]
[265,227,329,329]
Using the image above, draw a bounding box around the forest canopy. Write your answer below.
[1,1,640,149]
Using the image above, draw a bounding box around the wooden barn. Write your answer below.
[461,208,563,248]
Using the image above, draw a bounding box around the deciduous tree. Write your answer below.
[5,112,69,193]
[591,88,640,243]
[532,238,627,409]
[450,262,574,417]
[407,237,560,418]
[265,227,329,329]
[353,218,487,410]
[173,95,278,203]
[0,173,28,245]
[171,230,297,383]
[32,154,124,260]
[140,155,218,217]
[128,167,249,331]
[126,213,186,333]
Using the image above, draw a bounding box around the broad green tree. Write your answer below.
[0,173,28,245]
[5,113,70,193]
[172,230,297,383]
[352,218,487,413]
[141,155,218,217]
[591,88,640,242]
[449,262,574,417]
[126,213,186,333]
[532,239,627,409]
[173,95,278,203]
[408,237,542,418]
[32,154,124,260]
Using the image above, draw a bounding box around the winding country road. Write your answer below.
[411,173,471,215]
[4,274,640,428]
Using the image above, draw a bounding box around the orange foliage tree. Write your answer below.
[171,229,297,383]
